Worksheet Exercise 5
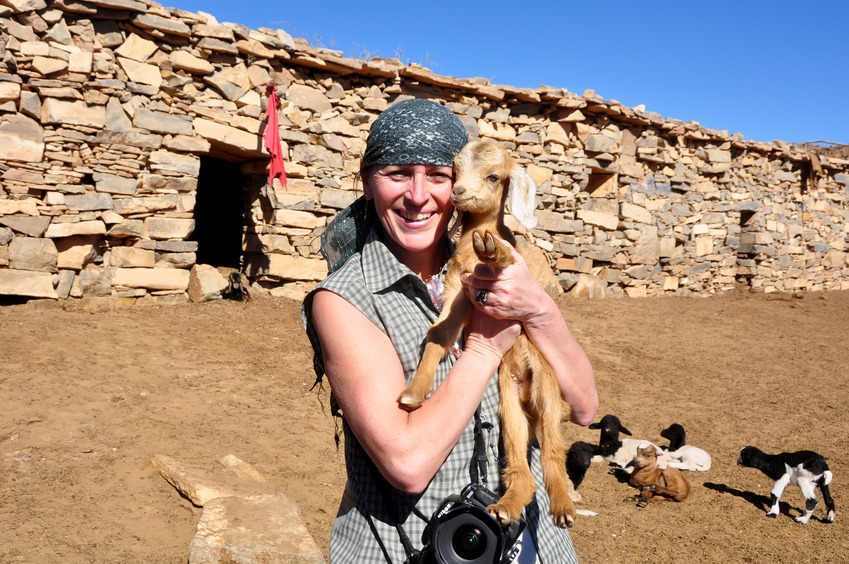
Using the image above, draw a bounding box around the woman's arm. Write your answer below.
[311,288,519,493]
[461,243,598,426]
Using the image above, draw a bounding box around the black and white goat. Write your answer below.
[656,423,712,472]
[564,441,601,517]
[737,446,836,524]
[588,414,660,472]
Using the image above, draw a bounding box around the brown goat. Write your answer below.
[397,140,577,528]
[627,443,691,507]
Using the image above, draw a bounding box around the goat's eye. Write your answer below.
[486,174,499,183]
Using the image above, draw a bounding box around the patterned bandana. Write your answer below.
[320,99,468,274]
[362,98,469,168]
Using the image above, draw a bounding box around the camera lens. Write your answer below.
[452,524,487,559]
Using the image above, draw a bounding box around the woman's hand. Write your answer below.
[461,236,599,426]
[461,239,545,325]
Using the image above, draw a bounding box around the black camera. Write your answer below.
[407,483,526,564]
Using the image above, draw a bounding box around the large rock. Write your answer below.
[246,254,326,281]
[9,237,58,272]
[0,114,44,163]
[0,269,57,298]
[41,98,106,127]
[187,264,228,302]
[111,267,190,291]
[189,495,326,564]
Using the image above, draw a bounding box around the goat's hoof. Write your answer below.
[766,512,777,519]
[636,500,648,508]
[487,503,520,526]
[397,392,423,411]
[641,484,656,492]
[552,513,575,529]
[472,231,497,258]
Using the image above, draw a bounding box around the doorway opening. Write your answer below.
[191,156,245,268]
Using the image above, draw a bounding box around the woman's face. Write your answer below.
[364,163,455,262]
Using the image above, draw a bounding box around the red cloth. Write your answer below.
[264,82,287,187]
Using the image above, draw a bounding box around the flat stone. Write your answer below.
[246,254,326,282]
[41,98,105,127]
[9,237,58,272]
[44,220,106,238]
[111,267,190,291]
[109,246,154,268]
[0,269,57,299]
[0,113,44,163]
[189,495,325,564]
[114,32,158,62]
[64,192,113,211]
[55,235,97,270]
[133,107,193,136]
[0,214,50,236]
[146,217,195,240]
[117,56,162,87]
[170,50,214,75]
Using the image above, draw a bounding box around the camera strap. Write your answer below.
[470,407,492,488]
[363,406,491,564]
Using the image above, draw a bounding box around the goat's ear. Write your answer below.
[508,164,538,230]
[588,422,600,430]
[620,426,633,436]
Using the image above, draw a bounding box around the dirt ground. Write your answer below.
[1,287,847,563]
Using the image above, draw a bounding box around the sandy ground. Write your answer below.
[1,288,847,563]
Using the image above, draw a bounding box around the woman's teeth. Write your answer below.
[398,211,431,221]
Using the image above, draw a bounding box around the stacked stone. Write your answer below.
[0,0,847,305]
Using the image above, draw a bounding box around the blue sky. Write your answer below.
[166,0,848,145]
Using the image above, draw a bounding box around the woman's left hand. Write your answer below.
[461,238,544,324]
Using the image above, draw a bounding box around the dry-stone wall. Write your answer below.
[1,0,848,304]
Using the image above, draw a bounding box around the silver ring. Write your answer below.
[475,289,488,305]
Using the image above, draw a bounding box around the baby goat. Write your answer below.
[397,140,578,528]
[657,423,712,472]
[737,446,836,524]
[627,442,690,507]
[588,414,660,472]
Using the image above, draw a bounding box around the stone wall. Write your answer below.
[1,0,848,304]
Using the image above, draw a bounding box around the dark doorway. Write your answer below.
[192,157,245,268]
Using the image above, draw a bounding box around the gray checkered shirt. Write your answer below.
[303,226,579,564]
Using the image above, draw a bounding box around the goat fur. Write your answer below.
[397,140,577,528]
[738,446,835,524]
[627,442,691,507]
[657,423,712,472]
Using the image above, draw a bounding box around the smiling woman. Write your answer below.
[301,98,596,563]
[362,163,455,280]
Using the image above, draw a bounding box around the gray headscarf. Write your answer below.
[363,98,469,168]
[320,99,469,274]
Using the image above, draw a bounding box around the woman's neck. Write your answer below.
[385,237,447,281]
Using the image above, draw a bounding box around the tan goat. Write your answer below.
[397,140,577,528]
[627,443,691,507]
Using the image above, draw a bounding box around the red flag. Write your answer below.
[264,81,287,187]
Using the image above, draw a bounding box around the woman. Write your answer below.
[303,98,597,563]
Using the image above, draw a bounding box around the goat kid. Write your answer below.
[627,443,691,507]
[588,414,660,472]
[657,423,712,472]
[397,140,578,528]
[737,446,836,524]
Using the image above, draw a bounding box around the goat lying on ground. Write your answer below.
[656,423,712,472]
[588,414,660,473]
[565,441,602,517]
[737,446,836,524]
[627,443,691,507]
[397,140,577,528]
[566,441,600,493]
